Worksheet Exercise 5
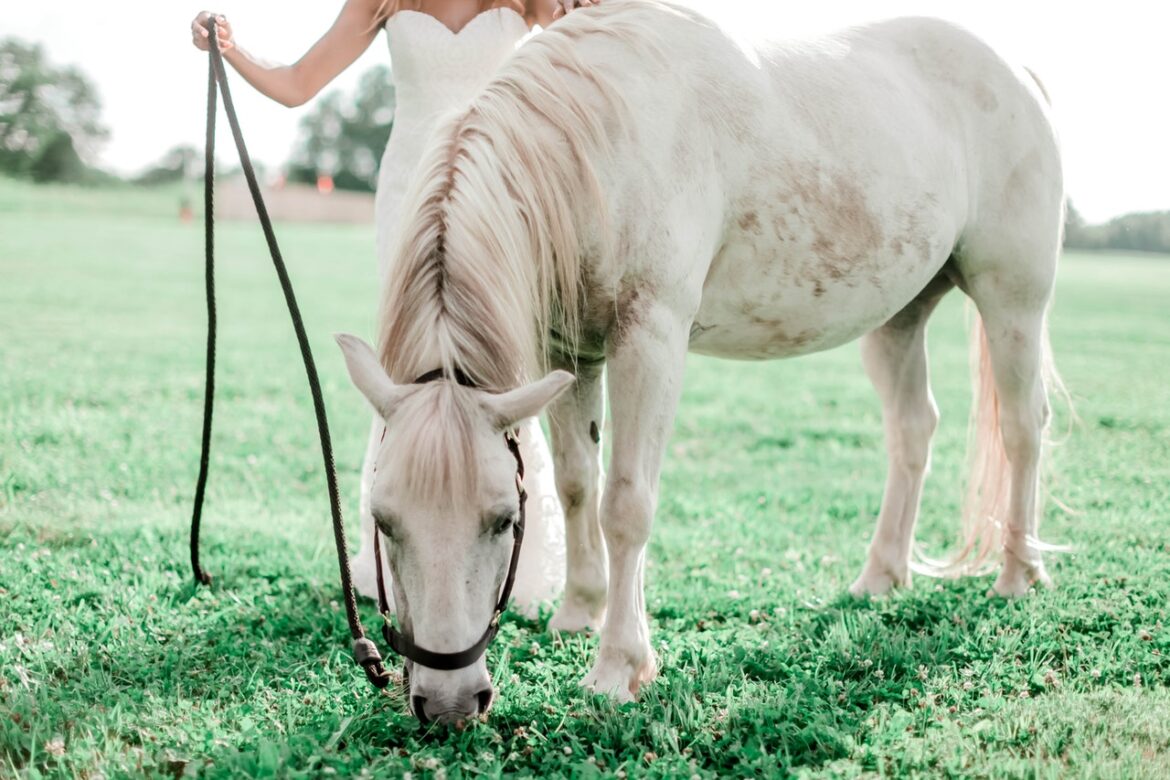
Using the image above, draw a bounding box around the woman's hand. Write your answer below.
[191,12,235,54]
[552,0,600,21]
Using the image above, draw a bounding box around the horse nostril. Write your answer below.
[475,686,494,714]
[411,695,430,725]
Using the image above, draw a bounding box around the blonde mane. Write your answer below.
[375,1,674,392]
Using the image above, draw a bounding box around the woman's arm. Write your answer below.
[191,0,382,108]
[525,0,599,30]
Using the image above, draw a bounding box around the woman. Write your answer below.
[190,0,599,611]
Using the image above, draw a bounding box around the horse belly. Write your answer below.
[689,213,951,361]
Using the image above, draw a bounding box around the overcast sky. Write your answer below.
[8,1,1168,221]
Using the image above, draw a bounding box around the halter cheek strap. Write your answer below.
[372,372,528,672]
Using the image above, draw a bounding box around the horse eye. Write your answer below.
[373,511,399,542]
[491,513,515,536]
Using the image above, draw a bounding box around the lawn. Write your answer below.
[2,177,1169,778]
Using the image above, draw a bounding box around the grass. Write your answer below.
[2,175,1169,778]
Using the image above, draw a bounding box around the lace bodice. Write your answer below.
[385,8,529,129]
[375,8,529,279]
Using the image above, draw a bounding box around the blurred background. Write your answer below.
[2,0,1168,237]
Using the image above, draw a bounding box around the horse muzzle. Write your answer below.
[410,674,494,725]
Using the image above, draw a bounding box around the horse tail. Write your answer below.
[917,309,1067,576]
[949,313,1010,574]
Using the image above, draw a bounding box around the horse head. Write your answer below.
[335,333,573,724]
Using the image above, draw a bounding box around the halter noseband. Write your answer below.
[371,369,528,672]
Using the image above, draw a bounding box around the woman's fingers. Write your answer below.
[191,12,232,50]
[191,23,233,51]
[192,15,230,34]
[554,0,600,19]
[192,22,209,50]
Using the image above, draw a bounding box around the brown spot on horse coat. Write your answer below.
[738,211,761,234]
[610,282,654,348]
[972,82,999,112]
[783,163,885,286]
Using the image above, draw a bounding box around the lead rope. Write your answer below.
[189,17,391,689]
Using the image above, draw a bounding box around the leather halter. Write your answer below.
[372,369,528,672]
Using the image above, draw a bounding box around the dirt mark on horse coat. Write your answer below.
[784,163,886,287]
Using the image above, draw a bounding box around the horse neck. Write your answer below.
[376,165,542,392]
[378,13,639,389]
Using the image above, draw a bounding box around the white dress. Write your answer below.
[352,7,566,614]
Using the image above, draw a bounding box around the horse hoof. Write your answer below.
[581,647,655,702]
[548,598,604,633]
[990,559,1052,597]
[848,563,908,597]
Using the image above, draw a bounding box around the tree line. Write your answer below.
[1065,203,1170,255]
[0,36,393,191]
[3,35,1168,254]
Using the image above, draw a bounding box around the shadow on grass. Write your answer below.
[6,517,1105,777]
[639,579,1068,773]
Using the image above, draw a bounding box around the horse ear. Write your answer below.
[482,371,576,430]
[334,333,407,419]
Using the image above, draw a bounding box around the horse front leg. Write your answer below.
[547,360,608,632]
[582,304,689,701]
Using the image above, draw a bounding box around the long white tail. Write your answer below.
[953,315,1012,574]
[918,310,1066,576]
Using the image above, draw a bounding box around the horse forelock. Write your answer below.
[376,1,667,392]
[394,383,480,509]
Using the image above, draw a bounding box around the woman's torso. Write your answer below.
[374,4,529,273]
[385,5,528,125]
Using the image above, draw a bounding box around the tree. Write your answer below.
[28,132,85,183]
[0,38,109,181]
[287,65,395,192]
[1063,200,1092,248]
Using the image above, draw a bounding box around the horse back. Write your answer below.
[571,6,1060,359]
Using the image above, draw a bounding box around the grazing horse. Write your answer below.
[335,0,1064,719]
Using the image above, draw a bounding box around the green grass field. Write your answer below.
[2,177,1169,778]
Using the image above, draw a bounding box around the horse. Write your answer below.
[335,0,1065,722]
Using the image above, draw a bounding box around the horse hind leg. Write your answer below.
[951,219,1061,595]
[850,273,953,597]
[963,289,1057,595]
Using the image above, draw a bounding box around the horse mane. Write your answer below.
[375,1,678,393]
[393,383,482,507]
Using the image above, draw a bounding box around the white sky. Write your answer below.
[8,1,1168,221]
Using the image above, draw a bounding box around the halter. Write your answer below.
[371,369,528,672]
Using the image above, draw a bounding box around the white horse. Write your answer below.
[336,0,1064,721]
